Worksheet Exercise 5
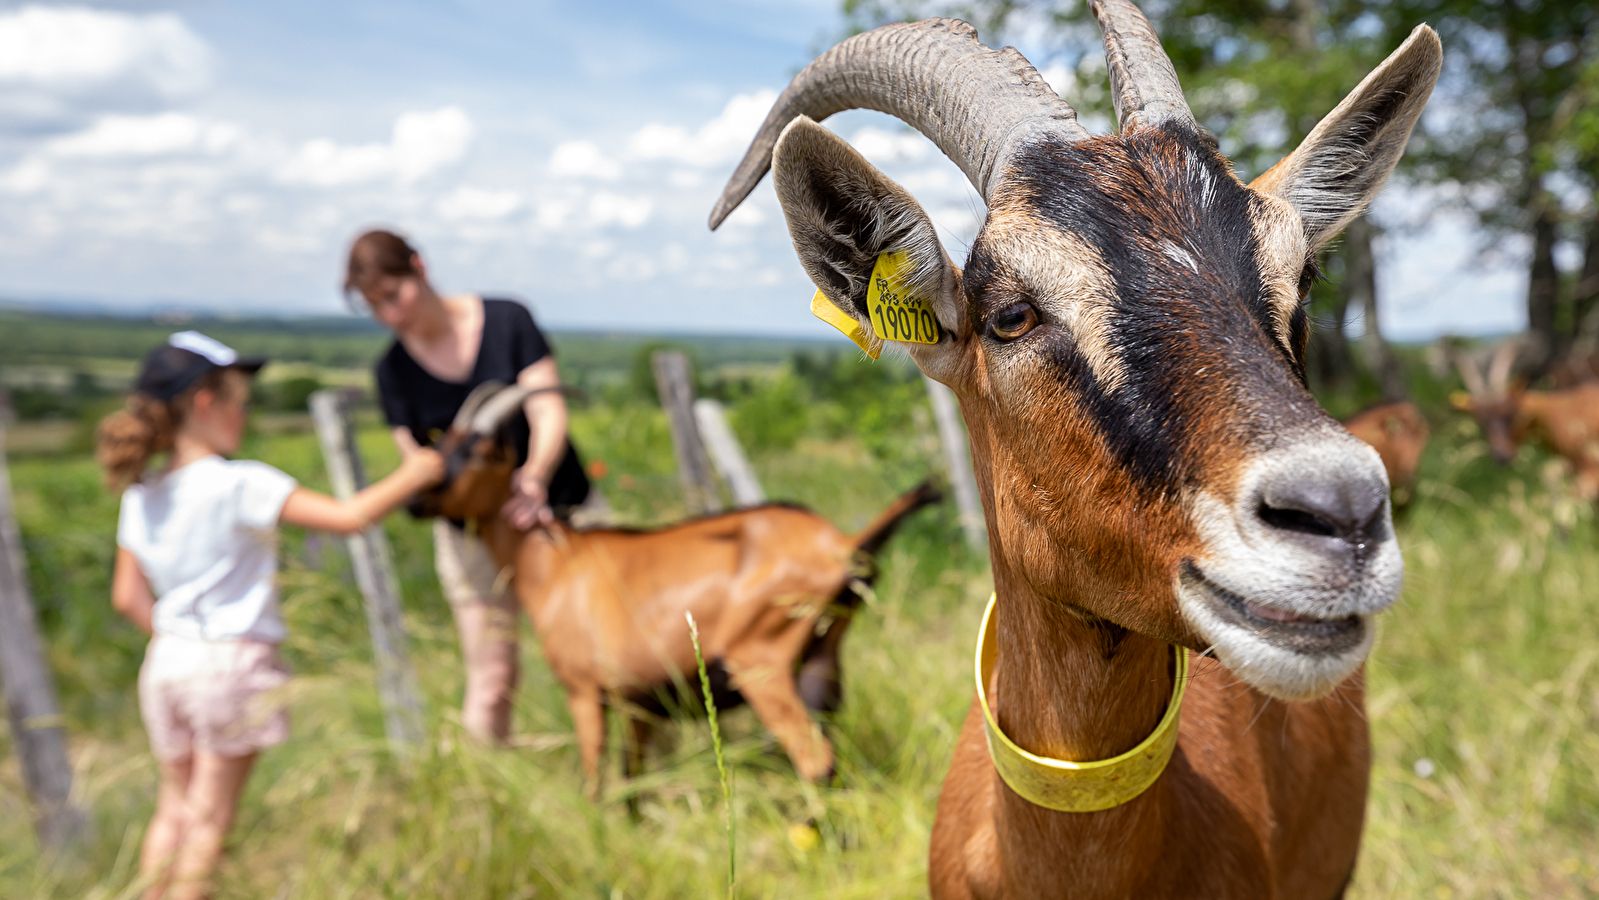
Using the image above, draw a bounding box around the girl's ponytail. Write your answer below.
[96,393,175,492]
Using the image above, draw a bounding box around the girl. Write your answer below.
[99,331,443,900]
[344,229,589,745]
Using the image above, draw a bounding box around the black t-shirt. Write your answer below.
[374,297,590,510]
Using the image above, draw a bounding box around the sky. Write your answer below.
[0,0,1525,340]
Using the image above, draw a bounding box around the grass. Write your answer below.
[2,383,1598,897]
[686,612,735,896]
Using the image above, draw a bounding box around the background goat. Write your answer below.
[1452,339,1599,501]
[1342,401,1430,506]
[711,2,1437,896]
[413,382,941,792]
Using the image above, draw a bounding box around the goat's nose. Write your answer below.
[1256,462,1389,551]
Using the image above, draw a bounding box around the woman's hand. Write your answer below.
[503,466,553,530]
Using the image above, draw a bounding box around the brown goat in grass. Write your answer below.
[712,3,1436,896]
[412,382,941,792]
[1452,340,1599,501]
[1341,401,1430,505]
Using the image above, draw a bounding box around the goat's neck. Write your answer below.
[963,407,1176,762]
[989,571,1175,770]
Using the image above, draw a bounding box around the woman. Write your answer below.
[345,228,589,745]
[100,331,443,900]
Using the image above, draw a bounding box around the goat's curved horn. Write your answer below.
[709,17,1088,228]
[470,384,536,434]
[1090,0,1196,134]
[452,381,506,431]
[1486,337,1526,393]
[1449,346,1488,398]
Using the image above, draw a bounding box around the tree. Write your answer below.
[1373,0,1598,368]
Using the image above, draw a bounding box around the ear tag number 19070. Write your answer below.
[868,250,941,346]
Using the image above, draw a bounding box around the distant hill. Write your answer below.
[0,306,843,370]
[0,306,884,422]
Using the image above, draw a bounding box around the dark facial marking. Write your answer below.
[970,124,1316,491]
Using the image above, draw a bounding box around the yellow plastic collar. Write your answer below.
[976,594,1188,812]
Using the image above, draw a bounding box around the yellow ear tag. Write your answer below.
[811,289,880,359]
[868,249,942,345]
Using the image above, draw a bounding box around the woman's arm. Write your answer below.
[504,356,568,529]
[279,448,445,534]
[112,547,156,636]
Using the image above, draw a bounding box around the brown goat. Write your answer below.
[413,383,940,791]
[1341,401,1430,505]
[713,4,1436,897]
[1452,340,1599,500]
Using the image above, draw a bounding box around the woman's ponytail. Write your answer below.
[96,393,175,492]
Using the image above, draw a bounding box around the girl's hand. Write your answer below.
[404,447,447,487]
[503,466,553,530]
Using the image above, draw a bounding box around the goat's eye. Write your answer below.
[988,303,1039,341]
[1297,262,1320,298]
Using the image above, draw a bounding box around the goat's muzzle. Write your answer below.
[1178,427,1403,701]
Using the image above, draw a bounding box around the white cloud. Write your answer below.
[587,191,652,229]
[438,185,522,221]
[722,202,765,228]
[0,158,50,193]
[1038,62,1075,98]
[626,90,775,166]
[0,5,211,125]
[548,140,620,180]
[48,113,240,157]
[279,107,473,186]
[535,199,574,230]
[850,126,931,164]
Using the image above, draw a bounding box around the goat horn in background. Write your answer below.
[1451,349,1490,398]
[1486,338,1527,393]
[709,17,1088,228]
[1089,0,1197,134]
[470,383,536,434]
[452,381,506,431]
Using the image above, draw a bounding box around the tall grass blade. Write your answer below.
[686,611,734,897]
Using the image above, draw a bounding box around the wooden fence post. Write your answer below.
[693,399,764,507]
[0,419,87,852]
[308,390,426,751]
[923,377,987,550]
[651,351,723,515]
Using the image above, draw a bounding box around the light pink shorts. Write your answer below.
[138,634,290,762]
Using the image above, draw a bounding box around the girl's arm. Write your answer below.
[111,547,156,636]
[391,426,422,457]
[504,356,568,529]
[279,448,445,534]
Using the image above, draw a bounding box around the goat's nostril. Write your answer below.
[1257,504,1339,537]
[1257,467,1388,545]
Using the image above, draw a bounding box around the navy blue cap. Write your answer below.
[135,331,267,402]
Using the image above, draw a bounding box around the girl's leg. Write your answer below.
[167,751,257,900]
[139,756,194,900]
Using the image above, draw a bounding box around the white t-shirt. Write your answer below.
[117,455,298,643]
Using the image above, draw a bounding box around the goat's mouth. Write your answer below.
[1176,560,1377,701]
[1180,562,1366,657]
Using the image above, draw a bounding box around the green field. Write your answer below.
[1,316,1597,898]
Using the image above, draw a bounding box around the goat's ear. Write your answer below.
[1251,25,1441,250]
[772,116,965,377]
